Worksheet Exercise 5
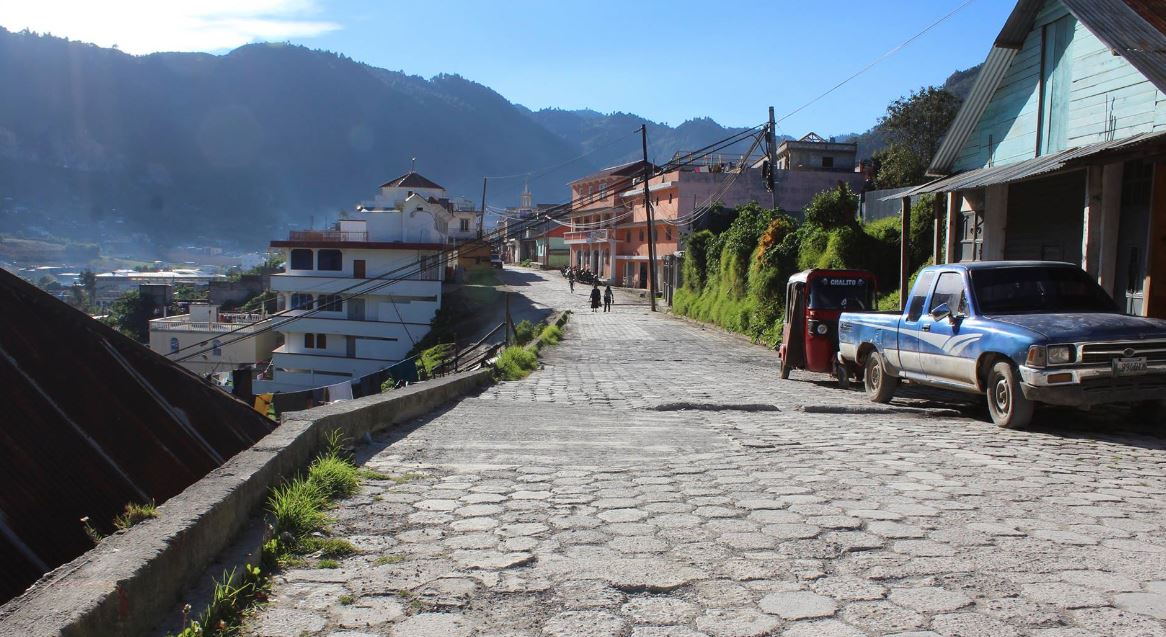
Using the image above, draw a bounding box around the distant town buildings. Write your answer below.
[255,172,452,393]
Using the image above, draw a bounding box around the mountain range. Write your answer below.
[0,27,975,252]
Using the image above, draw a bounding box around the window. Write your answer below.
[169,337,179,353]
[317,295,343,311]
[906,271,937,322]
[276,294,286,311]
[929,272,966,315]
[822,156,834,168]
[668,193,673,204]
[291,293,313,310]
[290,249,313,270]
[459,218,470,232]
[304,333,327,349]
[317,249,342,271]
[211,339,222,357]
[600,184,608,199]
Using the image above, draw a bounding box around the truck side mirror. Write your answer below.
[930,303,951,321]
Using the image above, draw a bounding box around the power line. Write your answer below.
[483,128,640,181]
[169,125,764,363]
[777,0,977,124]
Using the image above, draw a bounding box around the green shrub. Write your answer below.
[308,454,360,499]
[538,324,562,346]
[514,319,536,345]
[494,346,538,380]
[803,183,859,228]
[681,230,715,291]
[417,342,454,379]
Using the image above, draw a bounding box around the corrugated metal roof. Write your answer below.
[1063,0,1166,96]
[0,270,274,603]
[928,47,1016,176]
[894,131,1166,198]
[928,0,1166,177]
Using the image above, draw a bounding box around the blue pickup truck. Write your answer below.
[838,261,1166,428]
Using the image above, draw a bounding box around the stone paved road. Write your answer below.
[244,269,1166,637]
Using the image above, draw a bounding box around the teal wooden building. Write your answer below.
[906,0,1166,317]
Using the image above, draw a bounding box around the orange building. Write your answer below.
[566,159,772,289]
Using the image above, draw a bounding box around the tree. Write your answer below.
[80,268,97,306]
[103,290,157,342]
[871,145,929,190]
[874,86,960,187]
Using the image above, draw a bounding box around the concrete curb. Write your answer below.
[0,368,493,637]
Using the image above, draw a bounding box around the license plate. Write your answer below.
[1113,356,1148,376]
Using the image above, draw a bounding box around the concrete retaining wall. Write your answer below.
[0,368,493,637]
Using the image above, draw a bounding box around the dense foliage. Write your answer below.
[673,190,935,346]
[871,86,961,188]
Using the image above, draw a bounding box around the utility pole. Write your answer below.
[641,124,658,312]
[478,177,487,239]
[766,106,778,211]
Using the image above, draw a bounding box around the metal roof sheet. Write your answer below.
[928,0,1166,177]
[893,131,1166,198]
[0,270,274,603]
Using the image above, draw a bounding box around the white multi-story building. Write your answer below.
[149,303,277,376]
[255,172,452,393]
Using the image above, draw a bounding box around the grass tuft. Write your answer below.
[268,479,327,543]
[538,324,562,346]
[303,537,357,558]
[494,345,538,380]
[374,554,406,565]
[390,471,428,484]
[317,559,340,569]
[113,500,158,531]
[308,454,360,499]
[358,468,390,481]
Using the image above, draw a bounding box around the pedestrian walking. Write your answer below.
[567,269,575,293]
[603,284,614,312]
[589,283,601,313]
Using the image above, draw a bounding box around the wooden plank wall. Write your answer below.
[953,0,1166,173]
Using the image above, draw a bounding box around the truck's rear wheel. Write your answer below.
[864,352,897,403]
[986,361,1033,429]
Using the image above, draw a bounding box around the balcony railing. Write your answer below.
[151,313,269,332]
[563,229,609,244]
[287,230,368,242]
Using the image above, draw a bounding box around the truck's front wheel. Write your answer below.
[986,361,1034,429]
[864,352,898,403]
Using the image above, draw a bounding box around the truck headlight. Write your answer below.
[1046,345,1075,365]
[1026,345,1047,368]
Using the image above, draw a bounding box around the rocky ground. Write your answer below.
[240,268,1166,637]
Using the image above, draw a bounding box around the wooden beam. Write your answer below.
[946,192,959,264]
[932,193,944,266]
[1145,162,1166,318]
[900,196,911,310]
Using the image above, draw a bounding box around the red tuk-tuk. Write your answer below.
[778,269,877,385]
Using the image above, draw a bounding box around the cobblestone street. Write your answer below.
[244,268,1166,637]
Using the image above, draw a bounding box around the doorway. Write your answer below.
[353,259,366,279]
[347,298,365,321]
[1115,160,1152,315]
[639,264,648,289]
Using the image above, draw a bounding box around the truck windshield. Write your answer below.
[809,277,872,310]
[970,267,1117,314]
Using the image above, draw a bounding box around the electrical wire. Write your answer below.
[777,0,977,124]
[483,128,640,180]
[169,125,764,363]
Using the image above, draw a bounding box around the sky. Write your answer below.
[0,0,1015,136]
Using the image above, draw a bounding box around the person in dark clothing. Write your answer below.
[567,268,575,293]
[603,285,614,312]
[589,283,601,312]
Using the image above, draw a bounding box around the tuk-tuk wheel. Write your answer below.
[834,362,851,389]
[779,356,792,380]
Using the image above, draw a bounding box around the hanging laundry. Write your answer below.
[253,393,274,416]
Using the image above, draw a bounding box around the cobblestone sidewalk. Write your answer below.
[242,269,1166,637]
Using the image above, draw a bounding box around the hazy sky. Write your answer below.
[0,0,1014,135]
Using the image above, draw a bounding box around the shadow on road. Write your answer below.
[793,373,1166,448]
